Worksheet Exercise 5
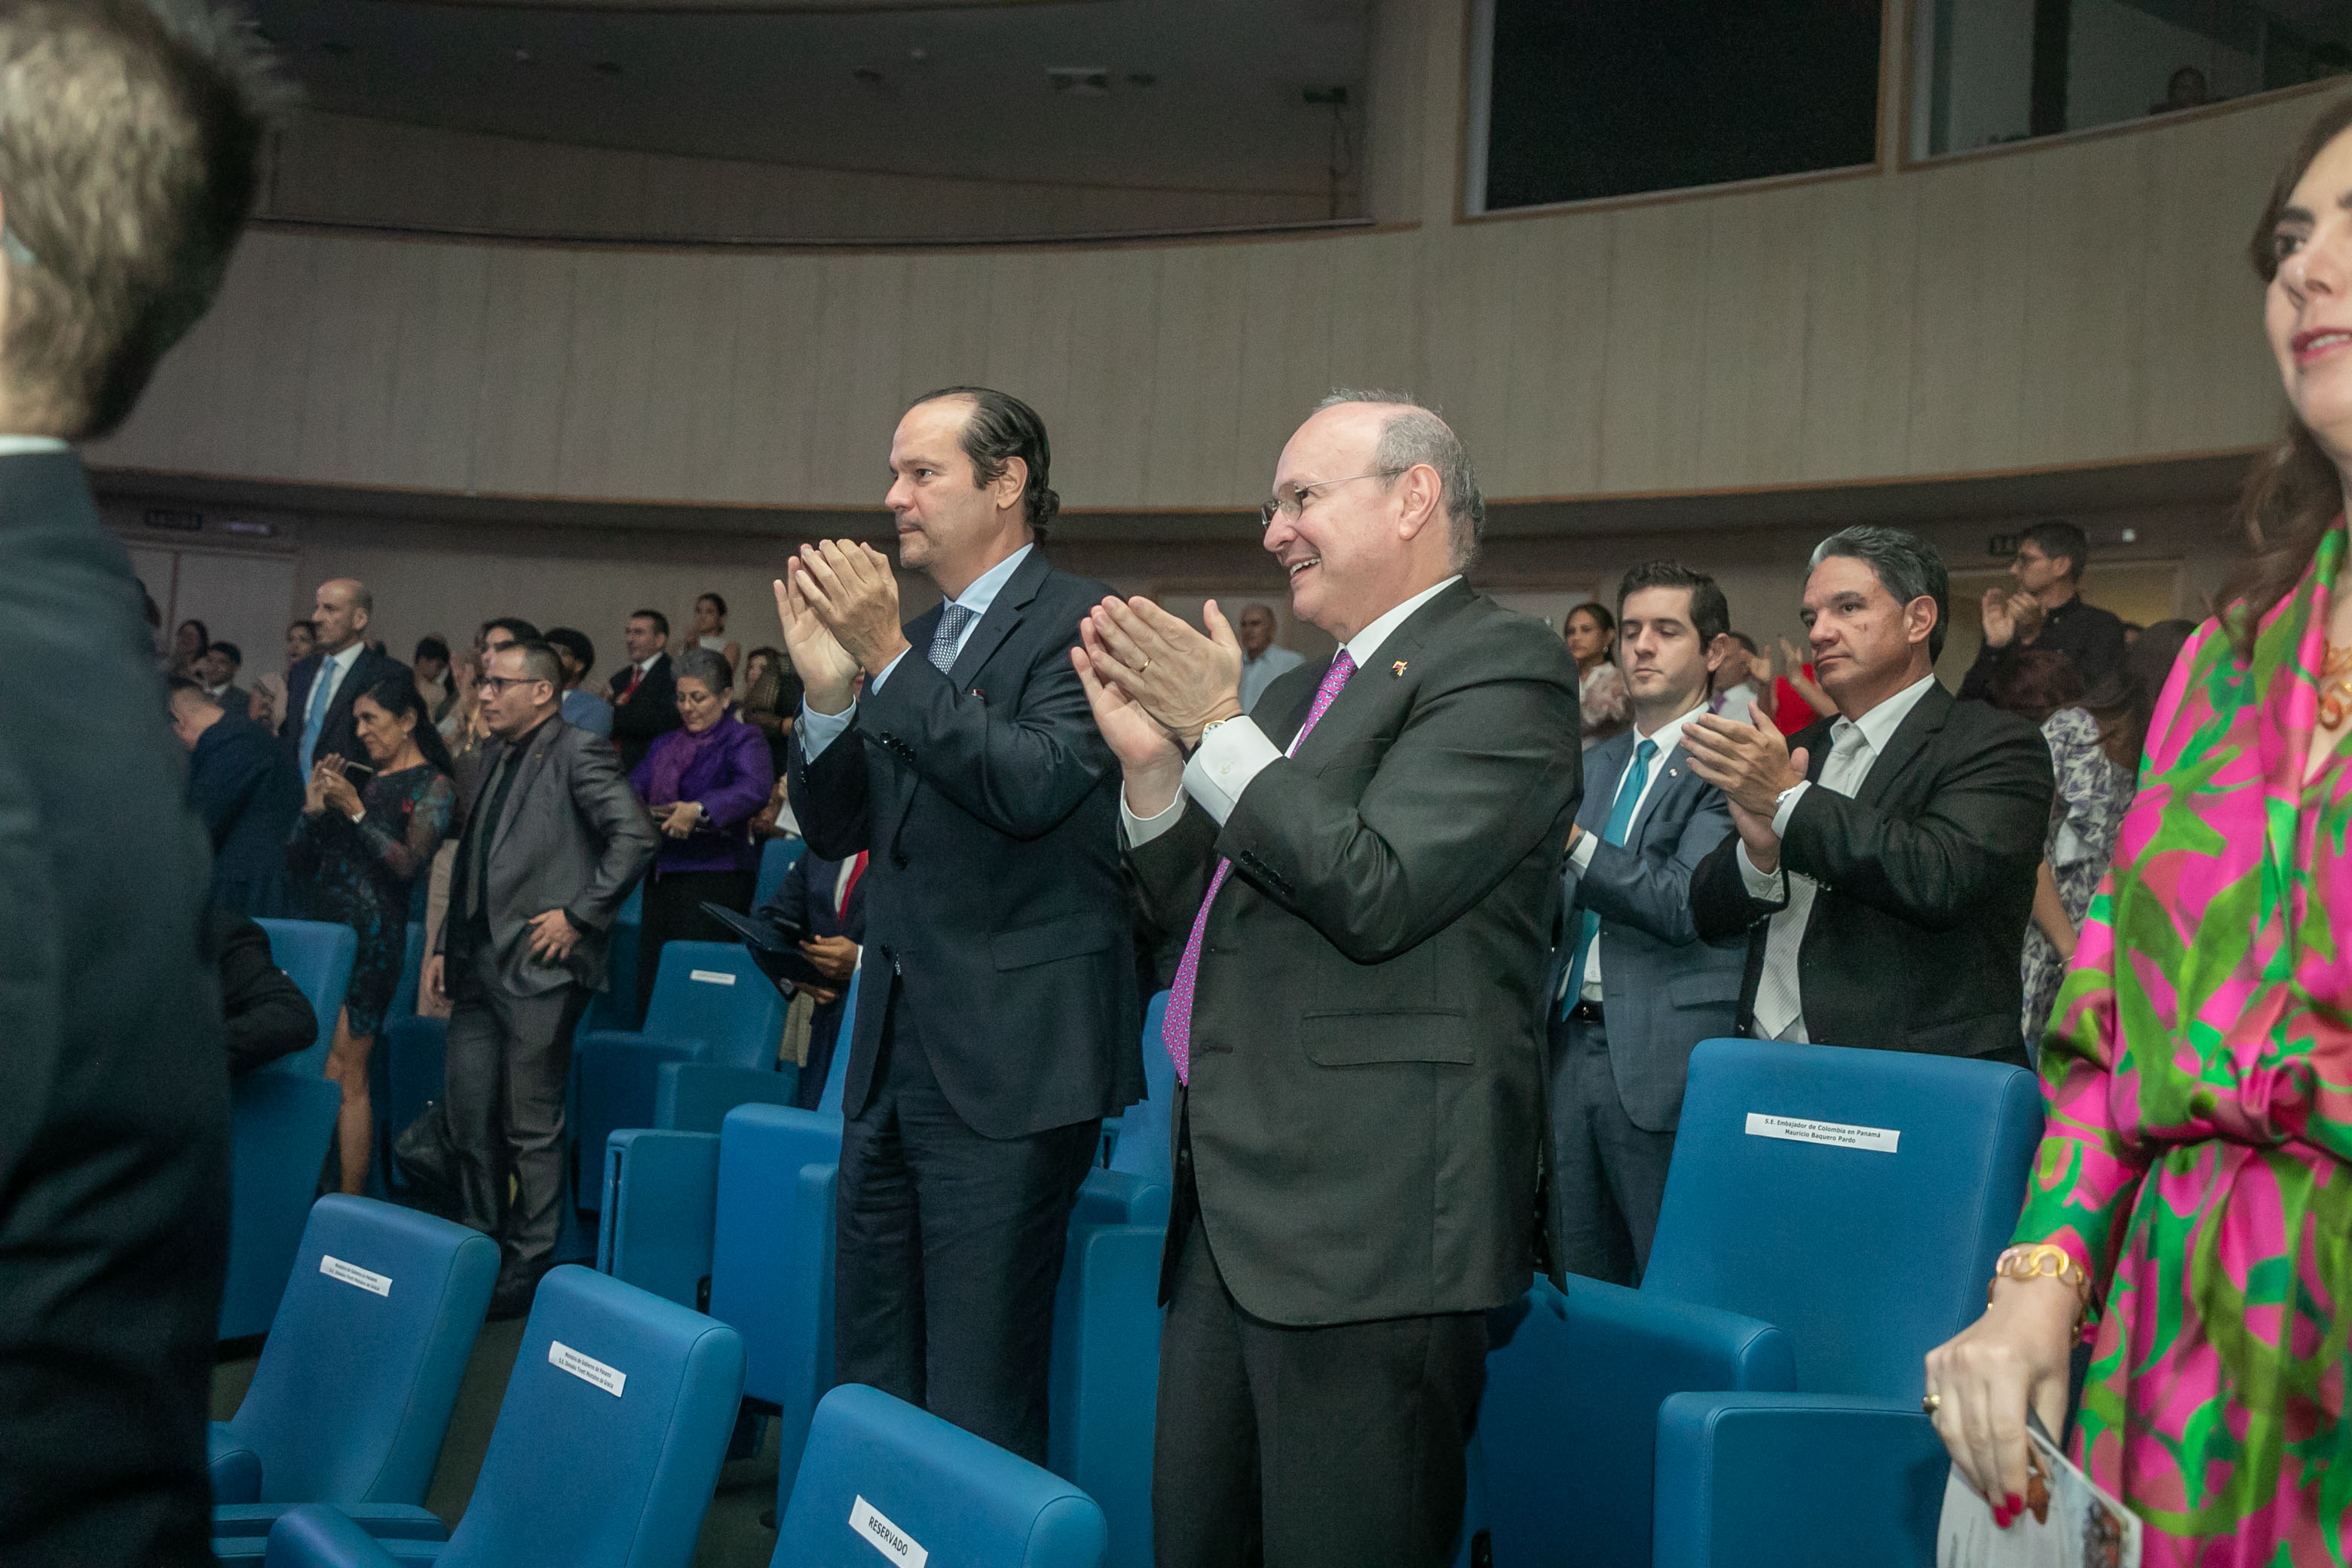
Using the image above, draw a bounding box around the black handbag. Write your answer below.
[393,1100,461,1217]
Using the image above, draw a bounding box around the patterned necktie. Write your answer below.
[1560,737,1658,1017]
[1162,650,1357,1085]
[929,602,976,673]
[1753,721,1873,1042]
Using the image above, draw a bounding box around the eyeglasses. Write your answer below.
[478,676,547,695]
[1259,470,1402,528]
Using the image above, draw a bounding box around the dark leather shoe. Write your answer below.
[487,1274,538,1321]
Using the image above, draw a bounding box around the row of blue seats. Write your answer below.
[212,1196,1109,1566]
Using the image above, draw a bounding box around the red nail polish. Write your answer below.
[1995,1508,2011,1529]
[2008,1493,2025,1512]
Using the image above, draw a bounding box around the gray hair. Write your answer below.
[1314,389,1485,571]
[675,645,734,694]
[1807,525,1950,663]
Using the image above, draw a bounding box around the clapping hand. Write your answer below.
[791,541,913,680]
[1683,705,1811,873]
[1981,590,2045,650]
[774,560,865,715]
[309,756,363,819]
[1071,617,1184,816]
[1082,597,1246,746]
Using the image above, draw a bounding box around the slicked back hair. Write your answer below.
[1808,525,1951,663]
[1615,561,1730,645]
[909,385,1059,544]
[0,0,287,437]
[1314,389,1484,570]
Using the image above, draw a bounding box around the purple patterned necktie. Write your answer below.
[1162,650,1358,1084]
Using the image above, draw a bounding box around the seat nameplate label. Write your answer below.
[320,1254,392,1296]
[548,1340,626,1397]
[1744,1112,1900,1154]
[850,1494,927,1566]
[689,969,737,985]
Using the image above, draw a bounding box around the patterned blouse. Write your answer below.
[2019,706,2131,1052]
[2014,525,2351,1563]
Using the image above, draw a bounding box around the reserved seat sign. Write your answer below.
[850,1495,927,1566]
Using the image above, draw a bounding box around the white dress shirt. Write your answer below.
[1238,643,1305,713]
[798,543,1034,761]
[0,436,67,457]
[1122,575,1462,847]
[1563,702,1703,1002]
[1741,672,1940,1042]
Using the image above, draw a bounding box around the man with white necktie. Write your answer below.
[779,386,1142,1466]
[1545,562,1749,1285]
[1075,392,1582,1568]
[1683,526,2052,1067]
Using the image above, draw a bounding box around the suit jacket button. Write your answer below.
[893,852,910,870]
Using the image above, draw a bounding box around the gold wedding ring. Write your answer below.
[1138,657,1151,672]
[1921,1392,1943,1415]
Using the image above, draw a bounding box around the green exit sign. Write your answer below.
[1986,533,2020,558]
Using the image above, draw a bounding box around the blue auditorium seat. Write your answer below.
[1473,1037,2042,1568]
[580,883,646,1033]
[773,1384,1107,1568]
[256,918,358,1078]
[752,835,806,908]
[652,961,859,1132]
[258,1266,744,1568]
[1107,991,1173,1180]
[369,923,427,1193]
[209,1198,498,1557]
[571,941,789,1210]
[222,1072,346,1339]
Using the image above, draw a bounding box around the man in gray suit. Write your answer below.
[424,640,655,1316]
[1548,561,1750,1285]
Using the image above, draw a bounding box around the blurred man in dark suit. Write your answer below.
[754,846,866,1110]
[280,575,406,776]
[607,608,680,770]
[1077,391,1582,1568]
[424,641,655,1317]
[782,386,1143,1464]
[0,5,283,1564]
[1686,526,2053,1066]
[170,677,301,918]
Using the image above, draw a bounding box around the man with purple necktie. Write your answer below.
[1073,391,1585,1568]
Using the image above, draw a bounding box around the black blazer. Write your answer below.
[209,907,317,1076]
[757,847,868,1073]
[789,547,1144,1141]
[1689,681,2054,1063]
[186,713,302,919]
[0,450,228,1566]
[1126,583,1584,1328]
[279,644,409,773]
[606,652,681,773]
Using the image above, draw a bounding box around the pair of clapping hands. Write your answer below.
[1069,598,1245,789]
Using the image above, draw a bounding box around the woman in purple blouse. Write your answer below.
[627,646,777,1009]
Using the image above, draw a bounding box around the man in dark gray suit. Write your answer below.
[424,640,655,1316]
[1076,392,1583,1568]
[1545,562,1750,1286]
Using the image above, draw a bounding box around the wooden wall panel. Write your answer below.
[98,92,2318,509]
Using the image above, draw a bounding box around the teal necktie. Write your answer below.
[299,657,336,776]
[1561,737,1658,1018]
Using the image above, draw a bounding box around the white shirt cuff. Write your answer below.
[1737,840,1789,903]
[1119,784,1188,849]
[1568,831,1599,872]
[1181,718,1284,825]
[867,648,911,694]
[1770,779,1811,838]
[797,698,856,759]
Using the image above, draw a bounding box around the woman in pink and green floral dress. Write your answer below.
[1925,98,2352,1564]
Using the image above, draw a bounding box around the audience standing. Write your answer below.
[198,639,245,712]
[289,675,460,1196]
[628,647,774,1008]
[411,635,452,721]
[1707,630,1762,722]
[0,5,283,1563]
[281,577,407,778]
[1565,600,1631,747]
[1233,601,1303,712]
[1546,563,1747,1285]
[753,844,867,1110]
[167,615,207,678]
[739,644,801,773]
[1986,651,2136,1053]
[608,608,681,771]
[1684,525,2054,1064]
[1082,391,1580,1568]
[1930,98,2352,1561]
[169,678,300,920]
[1959,518,2130,700]
[255,617,314,730]
[689,590,743,675]
[423,641,654,1318]
[781,385,1142,1465]
[544,626,612,737]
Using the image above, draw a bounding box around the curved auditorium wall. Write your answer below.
[89,87,2316,511]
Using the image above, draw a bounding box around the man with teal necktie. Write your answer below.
[1545,562,1750,1285]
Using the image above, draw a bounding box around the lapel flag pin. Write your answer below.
[1392,660,1408,678]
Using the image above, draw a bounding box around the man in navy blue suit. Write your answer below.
[755,846,867,1110]
[1544,562,1750,1285]
[781,386,1143,1465]
[170,678,301,919]
[278,575,406,779]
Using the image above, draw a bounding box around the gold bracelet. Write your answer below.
[1989,1243,2092,1315]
